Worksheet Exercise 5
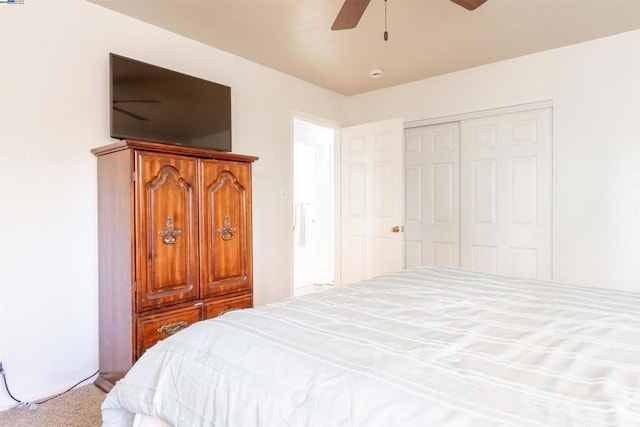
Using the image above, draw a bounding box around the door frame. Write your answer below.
[289,111,341,296]
[405,100,553,129]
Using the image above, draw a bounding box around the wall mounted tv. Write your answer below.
[110,53,232,152]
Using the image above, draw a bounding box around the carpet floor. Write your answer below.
[0,384,105,426]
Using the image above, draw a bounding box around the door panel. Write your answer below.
[472,159,497,224]
[404,122,460,268]
[341,118,404,285]
[460,108,552,279]
[135,151,199,311]
[199,159,253,297]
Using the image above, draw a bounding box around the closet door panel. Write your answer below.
[472,159,497,225]
[404,123,460,267]
[460,108,552,279]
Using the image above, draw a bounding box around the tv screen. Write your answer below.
[110,53,232,152]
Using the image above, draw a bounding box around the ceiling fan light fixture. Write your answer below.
[369,68,384,79]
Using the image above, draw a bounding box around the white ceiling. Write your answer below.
[89,0,640,96]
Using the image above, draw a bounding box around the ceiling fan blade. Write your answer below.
[331,0,371,31]
[113,106,149,121]
[450,0,488,11]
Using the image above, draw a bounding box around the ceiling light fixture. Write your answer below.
[369,68,384,79]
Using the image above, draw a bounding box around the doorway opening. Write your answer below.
[293,118,336,296]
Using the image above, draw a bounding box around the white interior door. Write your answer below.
[340,118,405,285]
[460,108,552,279]
[405,122,460,268]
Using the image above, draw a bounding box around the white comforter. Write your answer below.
[102,267,640,426]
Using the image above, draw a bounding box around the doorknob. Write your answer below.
[392,226,400,233]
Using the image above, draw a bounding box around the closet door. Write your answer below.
[460,108,552,279]
[405,122,460,268]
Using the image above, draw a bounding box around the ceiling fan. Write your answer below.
[331,0,488,31]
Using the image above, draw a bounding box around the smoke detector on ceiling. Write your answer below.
[369,68,384,79]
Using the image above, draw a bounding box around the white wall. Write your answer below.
[344,29,640,292]
[0,0,343,409]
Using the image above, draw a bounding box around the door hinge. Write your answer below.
[132,171,136,182]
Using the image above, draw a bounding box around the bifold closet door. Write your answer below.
[460,108,552,279]
[405,122,460,268]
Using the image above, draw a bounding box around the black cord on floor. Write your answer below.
[0,366,22,404]
[0,364,99,409]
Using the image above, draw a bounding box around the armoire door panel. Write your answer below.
[135,151,199,311]
[199,160,253,297]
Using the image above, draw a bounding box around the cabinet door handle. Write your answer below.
[217,215,237,241]
[157,321,188,336]
[159,216,182,245]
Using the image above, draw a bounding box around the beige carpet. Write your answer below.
[0,384,105,426]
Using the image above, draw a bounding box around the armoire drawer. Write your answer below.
[136,304,202,358]
[203,293,253,319]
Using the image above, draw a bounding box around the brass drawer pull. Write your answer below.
[157,320,188,336]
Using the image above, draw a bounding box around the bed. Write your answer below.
[101,267,640,426]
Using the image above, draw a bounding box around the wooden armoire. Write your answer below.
[92,140,258,391]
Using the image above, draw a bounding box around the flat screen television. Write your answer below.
[110,53,232,152]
